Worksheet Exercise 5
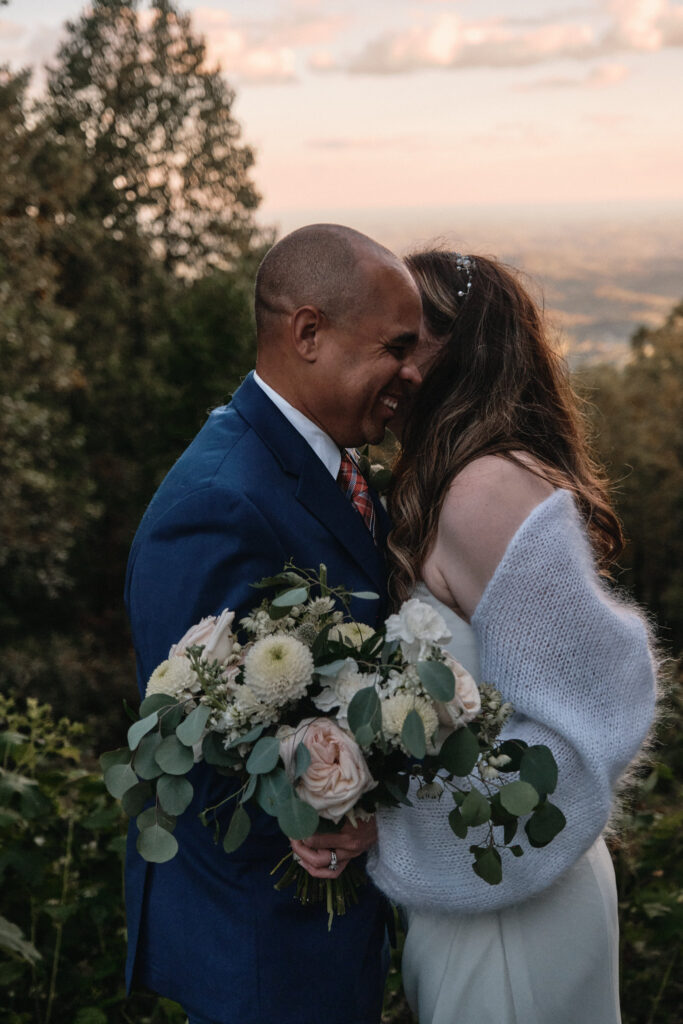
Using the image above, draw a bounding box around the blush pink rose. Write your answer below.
[278,717,376,823]
[169,608,236,665]
[434,652,481,744]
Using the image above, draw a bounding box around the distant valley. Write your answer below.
[267,200,683,367]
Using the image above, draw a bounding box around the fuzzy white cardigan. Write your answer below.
[367,489,657,913]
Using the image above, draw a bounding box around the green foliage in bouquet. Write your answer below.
[103,564,566,906]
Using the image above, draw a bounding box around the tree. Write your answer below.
[0,68,97,628]
[581,304,683,651]
[47,0,262,276]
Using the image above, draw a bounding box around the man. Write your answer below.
[124,224,423,1023]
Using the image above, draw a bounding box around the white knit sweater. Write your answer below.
[367,489,657,913]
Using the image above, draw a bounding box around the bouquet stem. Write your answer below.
[271,852,367,930]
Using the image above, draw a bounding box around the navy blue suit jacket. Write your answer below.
[124,373,392,1023]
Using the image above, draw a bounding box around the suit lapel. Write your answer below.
[230,374,387,594]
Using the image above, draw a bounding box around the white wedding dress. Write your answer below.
[398,584,622,1024]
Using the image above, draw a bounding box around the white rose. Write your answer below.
[170,609,236,665]
[434,653,481,744]
[278,718,376,823]
[384,598,451,662]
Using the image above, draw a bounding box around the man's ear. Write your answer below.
[290,305,324,362]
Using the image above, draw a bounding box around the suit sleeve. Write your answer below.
[126,484,288,694]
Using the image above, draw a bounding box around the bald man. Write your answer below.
[124,225,423,1023]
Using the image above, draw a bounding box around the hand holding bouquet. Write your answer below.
[103,564,566,925]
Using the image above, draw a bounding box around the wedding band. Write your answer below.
[327,849,338,871]
[292,851,301,864]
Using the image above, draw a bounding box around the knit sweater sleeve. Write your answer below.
[367,489,657,913]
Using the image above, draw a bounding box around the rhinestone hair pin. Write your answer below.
[450,253,475,298]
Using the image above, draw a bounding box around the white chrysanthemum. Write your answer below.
[329,621,376,650]
[145,656,200,699]
[381,692,439,752]
[243,635,314,705]
[313,659,377,722]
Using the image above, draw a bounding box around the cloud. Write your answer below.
[520,61,630,89]
[193,5,349,84]
[306,134,421,150]
[326,0,683,76]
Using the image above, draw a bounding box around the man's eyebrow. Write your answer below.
[389,331,420,347]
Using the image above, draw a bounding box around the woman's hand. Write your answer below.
[290,816,377,878]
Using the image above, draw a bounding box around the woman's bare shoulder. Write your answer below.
[426,455,555,617]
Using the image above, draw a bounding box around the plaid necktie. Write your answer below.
[337,449,377,543]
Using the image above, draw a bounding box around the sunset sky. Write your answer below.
[3,0,682,226]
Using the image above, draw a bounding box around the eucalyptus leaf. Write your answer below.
[127,712,159,752]
[354,723,376,748]
[493,739,528,773]
[223,804,251,852]
[499,780,539,817]
[243,773,257,801]
[176,704,211,746]
[159,703,185,736]
[519,745,558,795]
[157,774,194,816]
[226,723,264,749]
[472,847,502,885]
[384,779,412,806]
[314,660,347,678]
[294,742,311,779]
[401,710,426,759]
[136,824,179,863]
[121,780,153,817]
[347,686,382,740]
[350,590,379,600]
[438,727,480,777]
[460,787,491,826]
[510,844,524,857]
[99,748,132,773]
[271,586,308,608]
[246,736,281,774]
[154,735,194,776]
[139,693,178,717]
[416,660,455,702]
[525,801,566,847]
[134,732,164,779]
[448,806,468,838]
[136,806,176,833]
[503,818,519,845]
[255,769,293,815]
[203,731,239,767]
[104,763,138,799]
[277,794,319,840]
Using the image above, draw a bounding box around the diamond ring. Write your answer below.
[328,849,338,871]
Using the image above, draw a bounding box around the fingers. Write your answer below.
[302,816,377,856]
[290,838,348,878]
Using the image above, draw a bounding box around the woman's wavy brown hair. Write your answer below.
[388,250,624,604]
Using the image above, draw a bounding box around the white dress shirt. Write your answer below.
[253,371,342,479]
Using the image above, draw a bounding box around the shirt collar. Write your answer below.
[253,371,342,479]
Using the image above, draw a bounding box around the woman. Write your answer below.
[367,251,657,1024]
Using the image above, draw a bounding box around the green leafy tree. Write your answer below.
[582,304,683,650]
[47,0,261,275]
[0,68,98,628]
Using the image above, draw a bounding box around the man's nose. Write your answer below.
[399,358,423,388]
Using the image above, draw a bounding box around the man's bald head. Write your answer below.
[254,223,402,341]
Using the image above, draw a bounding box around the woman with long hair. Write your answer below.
[367,251,657,1024]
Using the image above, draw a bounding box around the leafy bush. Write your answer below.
[0,693,185,1023]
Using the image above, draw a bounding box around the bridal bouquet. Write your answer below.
[103,565,565,924]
